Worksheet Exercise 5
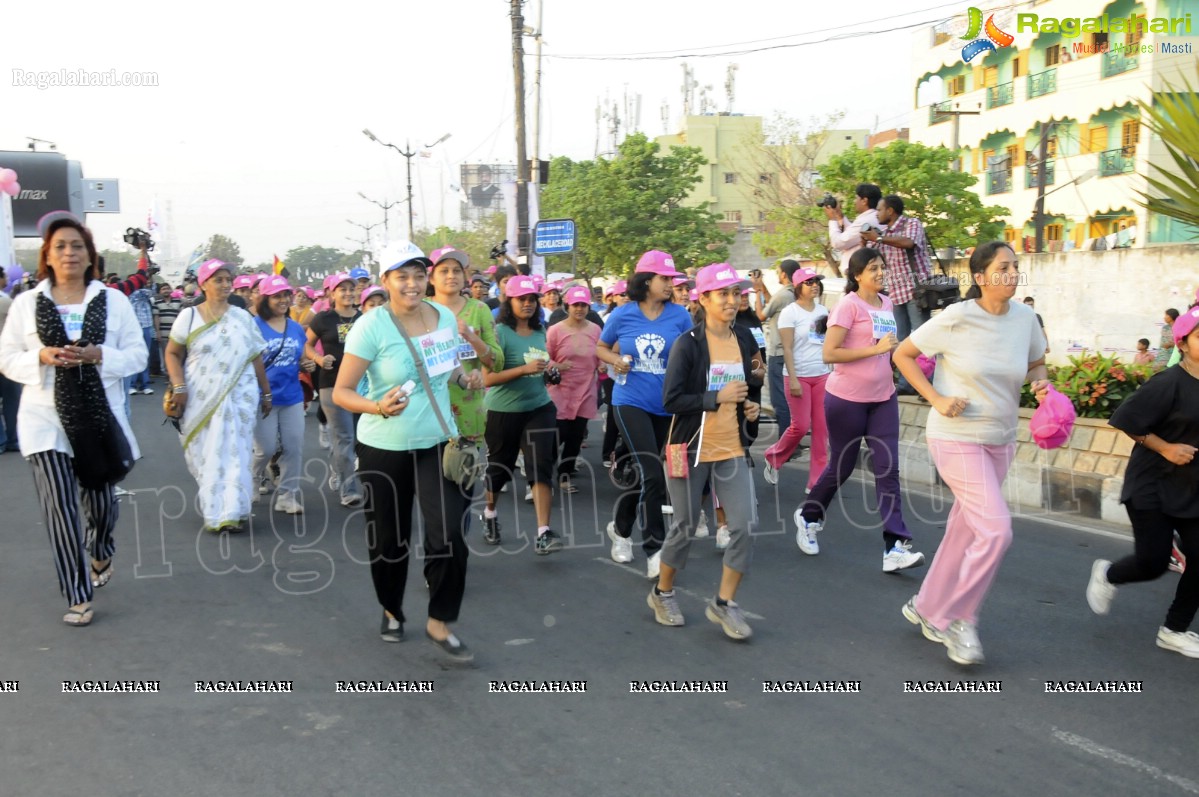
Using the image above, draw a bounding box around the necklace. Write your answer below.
[398,304,432,334]
[53,285,87,305]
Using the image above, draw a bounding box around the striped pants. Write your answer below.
[28,451,118,606]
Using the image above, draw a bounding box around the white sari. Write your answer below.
[170,306,266,530]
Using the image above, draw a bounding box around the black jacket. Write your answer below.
[662,320,762,456]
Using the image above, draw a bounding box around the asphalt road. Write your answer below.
[1,395,1196,797]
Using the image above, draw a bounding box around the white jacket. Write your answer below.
[0,279,147,459]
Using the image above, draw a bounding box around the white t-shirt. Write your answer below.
[908,300,1047,445]
[777,301,831,378]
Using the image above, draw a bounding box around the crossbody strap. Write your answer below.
[387,307,454,440]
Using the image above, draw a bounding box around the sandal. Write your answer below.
[63,604,94,627]
[91,560,113,588]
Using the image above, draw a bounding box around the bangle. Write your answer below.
[262,393,272,401]
[171,384,187,394]
[456,373,467,389]
[376,401,388,418]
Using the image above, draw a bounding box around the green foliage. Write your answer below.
[204,234,243,267]
[283,245,345,280]
[1019,352,1154,419]
[1134,64,1199,236]
[412,213,509,273]
[541,133,731,280]
[818,141,1009,251]
[754,204,832,266]
[96,249,139,276]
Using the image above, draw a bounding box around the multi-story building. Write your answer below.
[908,0,1196,251]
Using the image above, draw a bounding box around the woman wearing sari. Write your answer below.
[164,259,272,533]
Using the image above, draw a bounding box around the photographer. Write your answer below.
[860,195,931,342]
[824,184,882,275]
[752,260,802,439]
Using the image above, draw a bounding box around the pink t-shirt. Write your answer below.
[825,292,897,404]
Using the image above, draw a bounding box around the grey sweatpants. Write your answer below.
[662,455,756,575]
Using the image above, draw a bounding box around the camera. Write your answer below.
[123,227,155,252]
[748,269,763,278]
[489,240,508,260]
[860,222,879,234]
[543,365,562,386]
[815,194,838,209]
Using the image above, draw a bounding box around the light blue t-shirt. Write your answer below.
[255,316,307,407]
[599,301,693,416]
[344,303,461,451]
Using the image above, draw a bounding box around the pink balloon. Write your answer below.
[3,181,19,197]
[0,168,15,183]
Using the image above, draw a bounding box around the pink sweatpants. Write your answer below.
[915,438,1016,631]
[764,374,828,491]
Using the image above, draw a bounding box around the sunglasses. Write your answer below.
[801,279,819,286]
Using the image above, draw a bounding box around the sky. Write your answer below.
[3,0,956,275]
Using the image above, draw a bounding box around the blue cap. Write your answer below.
[349,267,371,281]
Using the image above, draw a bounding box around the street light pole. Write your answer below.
[362,129,452,242]
[346,219,381,252]
[358,192,400,243]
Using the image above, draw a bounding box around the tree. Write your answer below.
[283,245,346,282]
[741,112,848,273]
[817,141,1009,254]
[1134,64,1199,236]
[540,132,731,281]
[96,248,139,276]
[205,234,243,267]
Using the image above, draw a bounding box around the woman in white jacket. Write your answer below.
[0,217,147,626]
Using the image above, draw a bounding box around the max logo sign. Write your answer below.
[18,189,49,200]
[960,7,1014,62]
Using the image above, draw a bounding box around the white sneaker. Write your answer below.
[340,492,364,508]
[318,425,331,450]
[883,540,925,572]
[694,510,709,539]
[763,462,778,485]
[524,485,534,503]
[128,387,138,395]
[329,472,341,491]
[273,493,303,514]
[140,387,154,395]
[646,551,661,580]
[715,525,731,551]
[792,509,821,555]
[1156,627,1199,658]
[607,521,633,564]
[258,479,271,495]
[517,452,526,477]
[1086,559,1116,615]
[944,620,985,665]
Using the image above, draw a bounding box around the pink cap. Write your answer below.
[232,274,256,290]
[360,285,386,305]
[197,259,230,286]
[612,279,628,295]
[1030,385,1076,449]
[311,299,330,314]
[696,263,751,294]
[323,272,354,292]
[688,288,699,302]
[793,267,825,284]
[485,264,498,275]
[300,286,317,300]
[635,250,683,278]
[430,247,470,269]
[255,272,269,283]
[1174,306,1199,347]
[531,275,545,291]
[169,289,184,299]
[542,281,564,295]
[672,276,691,287]
[505,276,539,298]
[563,286,591,305]
[258,275,292,296]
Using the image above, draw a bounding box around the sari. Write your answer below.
[170,306,266,530]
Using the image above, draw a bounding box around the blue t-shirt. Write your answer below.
[599,301,693,416]
[344,303,460,451]
[255,316,307,407]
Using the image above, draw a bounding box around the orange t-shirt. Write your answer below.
[699,330,744,463]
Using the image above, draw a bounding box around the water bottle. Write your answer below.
[615,355,632,386]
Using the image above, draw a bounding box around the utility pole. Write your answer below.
[511,0,529,256]
[358,192,399,244]
[530,0,543,191]
[942,103,981,171]
[362,130,450,242]
[1033,120,1055,254]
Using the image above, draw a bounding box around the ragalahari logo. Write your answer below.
[960,6,1014,62]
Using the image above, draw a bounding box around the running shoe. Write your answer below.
[482,515,502,546]
[1156,627,1199,658]
[535,529,564,555]
[1086,559,1116,615]
[694,510,710,539]
[715,525,731,551]
[705,598,753,640]
[607,521,632,563]
[792,509,821,556]
[647,589,684,626]
[902,596,945,643]
[646,551,661,580]
[944,620,984,665]
[883,540,924,572]
[763,462,778,485]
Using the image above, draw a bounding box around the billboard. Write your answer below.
[0,151,74,237]
[460,163,516,227]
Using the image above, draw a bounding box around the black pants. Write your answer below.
[612,405,672,555]
[557,417,589,479]
[600,380,620,461]
[1109,499,1199,632]
[484,402,559,493]
[357,441,468,625]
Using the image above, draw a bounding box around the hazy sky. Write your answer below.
[4,0,952,269]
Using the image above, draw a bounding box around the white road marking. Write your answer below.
[593,557,765,620]
[1052,729,1199,794]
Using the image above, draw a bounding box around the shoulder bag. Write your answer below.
[908,229,961,313]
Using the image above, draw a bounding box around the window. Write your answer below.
[758,173,772,184]
[1045,223,1063,241]
[724,172,738,184]
[1121,119,1140,152]
[1046,136,1058,158]
[948,75,967,95]
[1087,125,1107,153]
[983,66,998,87]
[1127,15,1146,47]
[1091,32,1108,52]
[1003,227,1018,243]
[724,210,742,223]
[1005,144,1019,166]
[1045,44,1060,66]
[1012,53,1024,77]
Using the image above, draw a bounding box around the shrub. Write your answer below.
[1020,352,1154,418]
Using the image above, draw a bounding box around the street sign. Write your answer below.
[533,218,575,256]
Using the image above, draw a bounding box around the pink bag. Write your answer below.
[916,354,936,381]
[1029,385,1076,449]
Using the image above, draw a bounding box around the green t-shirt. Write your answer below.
[344,303,460,451]
[485,324,553,413]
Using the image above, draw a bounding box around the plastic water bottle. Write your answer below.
[615,355,632,385]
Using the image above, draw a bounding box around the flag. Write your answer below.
[184,243,205,276]
[273,254,290,278]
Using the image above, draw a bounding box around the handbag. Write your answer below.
[387,309,482,492]
[908,231,961,313]
[664,413,704,479]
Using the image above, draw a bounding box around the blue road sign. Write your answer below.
[533,218,576,255]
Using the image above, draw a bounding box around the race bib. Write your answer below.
[457,340,478,361]
[417,326,459,377]
[750,326,766,348]
[869,310,897,340]
[707,362,745,391]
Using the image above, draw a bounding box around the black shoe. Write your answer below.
[535,529,564,556]
[426,629,474,662]
[482,515,502,545]
[380,611,403,642]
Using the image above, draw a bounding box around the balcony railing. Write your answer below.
[986,170,1013,195]
[929,101,953,125]
[987,82,1014,109]
[1102,50,1138,78]
[1026,160,1056,188]
[1099,147,1136,176]
[1027,69,1057,98]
